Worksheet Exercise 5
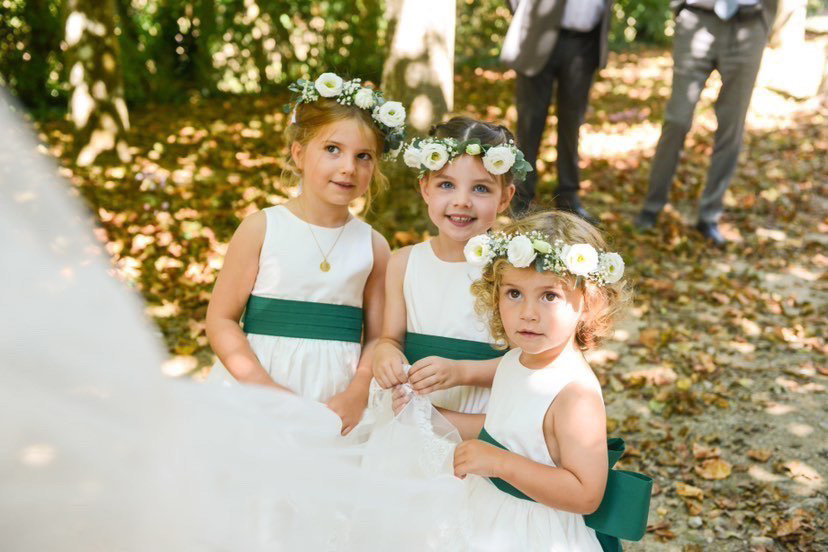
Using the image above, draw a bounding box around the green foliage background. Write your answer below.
[1,0,681,112]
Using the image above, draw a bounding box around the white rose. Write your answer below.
[599,252,625,284]
[482,145,516,176]
[562,243,599,276]
[464,234,494,266]
[506,235,537,268]
[465,143,482,155]
[375,101,406,128]
[403,146,424,169]
[354,87,375,109]
[420,142,449,171]
[314,73,344,97]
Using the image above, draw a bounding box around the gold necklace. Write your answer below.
[299,200,348,272]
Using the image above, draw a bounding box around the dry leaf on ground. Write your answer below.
[695,458,733,480]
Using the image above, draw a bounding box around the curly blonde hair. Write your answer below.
[470,210,631,350]
[282,98,389,209]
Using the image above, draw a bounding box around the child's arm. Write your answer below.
[407,356,501,394]
[326,230,391,435]
[371,246,413,389]
[205,212,291,392]
[454,384,608,515]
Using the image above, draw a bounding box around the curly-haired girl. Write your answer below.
[395,209,640,550]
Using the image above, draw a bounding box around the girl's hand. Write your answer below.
[391,385,414,415]
[372,342,409,389]
[325,387,368,436]
[453,439,507,479]
[408,356,461,394]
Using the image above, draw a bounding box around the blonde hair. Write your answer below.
[282,98,389,209]
[471,210,631,350]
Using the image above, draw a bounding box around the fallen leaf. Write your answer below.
[695,458,732,480]
[623,366,678,386]
[639,328,662,349]
[676,482,704,499]
[775,516,803,537]
[712,292,730,304]
[684,500,703,516]
[747,449,772,462]
[693,442,721,460]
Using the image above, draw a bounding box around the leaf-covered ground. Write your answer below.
[37,48,826,550]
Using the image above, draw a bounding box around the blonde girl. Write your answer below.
[206,73,404,435]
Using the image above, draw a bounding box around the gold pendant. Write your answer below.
[320,260,331,272]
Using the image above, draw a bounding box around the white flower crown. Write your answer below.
[286,72,406,158]
[463,231,625,286]
[401,136,533,183]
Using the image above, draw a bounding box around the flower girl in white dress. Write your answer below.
[206,72,405,435]
[393,210,649,551]
[372,116,527,414]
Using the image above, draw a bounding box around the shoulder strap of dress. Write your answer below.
[264,204,288,229]
[256,206,284,255]
[550,365,603,405]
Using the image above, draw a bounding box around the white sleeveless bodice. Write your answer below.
[466,348,604,551]
[403,240,490,342]
[252,205,373,306]
[208,205,374,402]
[484,348,603,465]
[402,240,493,413]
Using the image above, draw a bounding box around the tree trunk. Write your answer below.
[769,0,807,49]
[66,0,130,166]
[382,0,455,134]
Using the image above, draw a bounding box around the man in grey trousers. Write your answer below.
[501,0,614,220]
[636,0,778,247]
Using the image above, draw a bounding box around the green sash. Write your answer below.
[403,332,504,363]
[478,427,652,551]
[242,295,363,343]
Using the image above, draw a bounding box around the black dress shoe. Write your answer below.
[634,210,659,231]
[695,220,727,248]
[555,200,600,227]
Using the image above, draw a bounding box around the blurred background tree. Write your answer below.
[383,0,455,133]
[1,0,824,163]
[1,0,712,113]
[66,0,131,165]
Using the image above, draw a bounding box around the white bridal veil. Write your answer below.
[0,92,468,551]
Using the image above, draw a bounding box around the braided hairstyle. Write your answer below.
[427,116,518,188]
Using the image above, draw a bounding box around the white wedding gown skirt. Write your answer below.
[0,93,470,551]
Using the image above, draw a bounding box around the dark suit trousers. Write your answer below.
[515,26,600,212]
